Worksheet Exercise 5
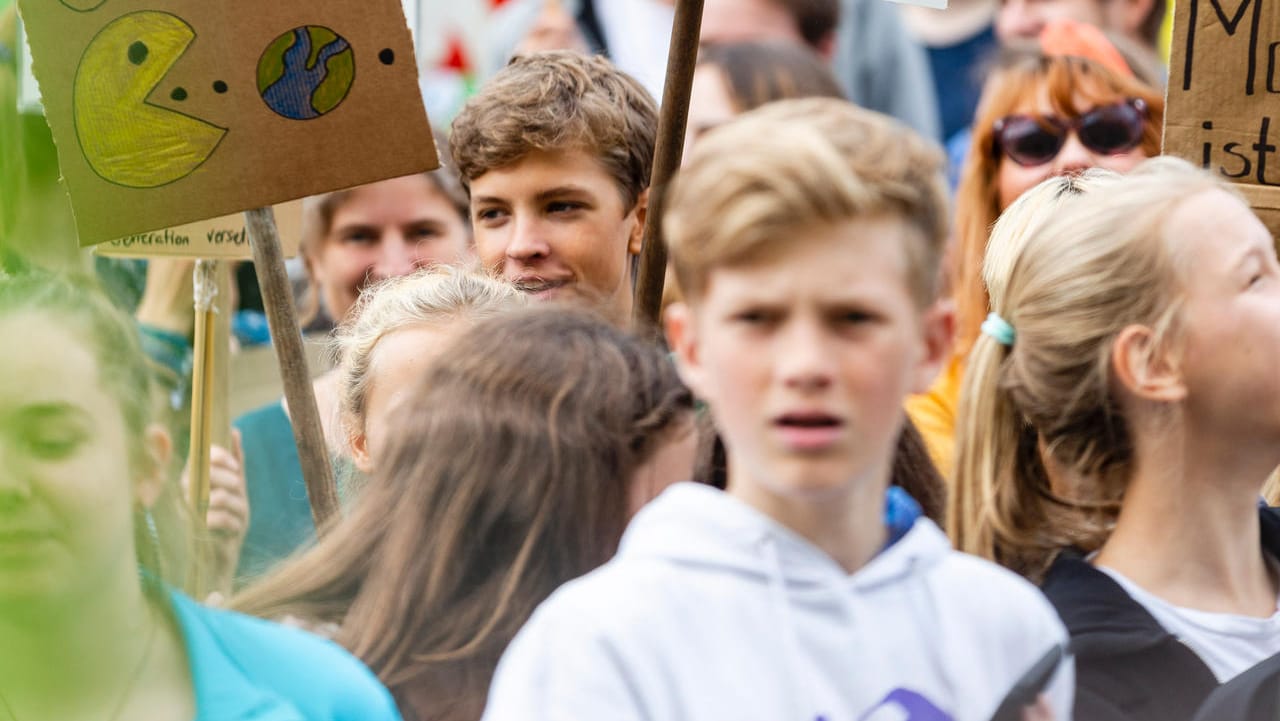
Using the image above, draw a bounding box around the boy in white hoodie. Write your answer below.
[481,98,1072,721]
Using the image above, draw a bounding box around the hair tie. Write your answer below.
[981,312,1016,347]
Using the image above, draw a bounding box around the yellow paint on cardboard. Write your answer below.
[73,11,226,188]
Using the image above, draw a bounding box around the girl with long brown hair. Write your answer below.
[233,307,696,721]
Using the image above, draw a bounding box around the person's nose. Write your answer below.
[0,444,34,510]
[505,213,552,263]
[371,235,420,280]
[1052,133,1094,176]
[777,317,835,394]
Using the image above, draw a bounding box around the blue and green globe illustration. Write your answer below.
[257,26,354,120]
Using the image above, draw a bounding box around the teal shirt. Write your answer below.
[233,401,362,584]
[235,401,314,582]
[168,591,401,721]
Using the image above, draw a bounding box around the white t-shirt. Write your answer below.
[1099,565,1280,682]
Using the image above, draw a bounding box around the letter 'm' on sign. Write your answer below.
[1184,0,1264,93]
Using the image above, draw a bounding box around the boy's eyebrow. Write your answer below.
[472,186,595,207]
[532,185,593,203]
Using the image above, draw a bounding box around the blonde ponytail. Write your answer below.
[950,159,1224,579]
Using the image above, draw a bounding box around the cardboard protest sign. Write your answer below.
[94,200,303,259]
[18,0,438,246]
[1165,0,1280,241]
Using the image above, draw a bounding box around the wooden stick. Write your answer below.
[187,260,217,529]
[243,206,340,529]
[208,262,235,597]
[631,0,705,332]
[186,259,219,599]
[211,262,233,450]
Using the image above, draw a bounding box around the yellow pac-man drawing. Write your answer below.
[73,11,226,188]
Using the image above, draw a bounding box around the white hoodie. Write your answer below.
[483,483,1073,721]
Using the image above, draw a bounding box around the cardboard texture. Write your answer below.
[94,200,304,259]
[1165,0,1280,243]
[18,0,438,246]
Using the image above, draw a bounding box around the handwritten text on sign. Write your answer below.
[1166,0,1280,236]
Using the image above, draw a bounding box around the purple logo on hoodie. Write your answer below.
[835,688,954,721]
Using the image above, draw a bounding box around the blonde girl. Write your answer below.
[949,169,1119,550]
[234,266,518,580]
[330,266,526,484]
[952,157,1280,720]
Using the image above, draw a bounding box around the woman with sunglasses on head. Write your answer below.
[907,28,1164,477]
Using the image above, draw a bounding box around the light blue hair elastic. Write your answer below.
[981,312,1016,347]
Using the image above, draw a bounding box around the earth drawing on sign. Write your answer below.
[257,25,355,120]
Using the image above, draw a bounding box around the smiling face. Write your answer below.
[310,174,472,323]
[668,217,947,508]
[470,148,646,325]
[0,313,143,605]
[1167,190,1280,447]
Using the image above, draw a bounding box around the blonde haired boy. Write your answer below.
[482,99,1072,721]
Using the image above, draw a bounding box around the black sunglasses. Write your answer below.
[992,98,1149,167]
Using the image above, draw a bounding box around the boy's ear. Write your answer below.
[349,431,374,476]
[664,301,710,399]
[910,299,953,394]
[628,188,650,257]
[1111,324,1187,403]
[135,423,173,509]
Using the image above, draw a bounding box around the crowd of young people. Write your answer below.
[4,0,1280,719]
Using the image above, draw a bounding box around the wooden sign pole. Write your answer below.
[187,260,219,528]
[244,206,340,530]
[185,259,219,598]
[632,0,705,332]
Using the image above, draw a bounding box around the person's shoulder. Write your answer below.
[484,557,691,721]
[928,545,1066,632]
[534,555,673,626]
[1191,650,1280,721]
[233,399,288,434]
[172,593,400,721]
